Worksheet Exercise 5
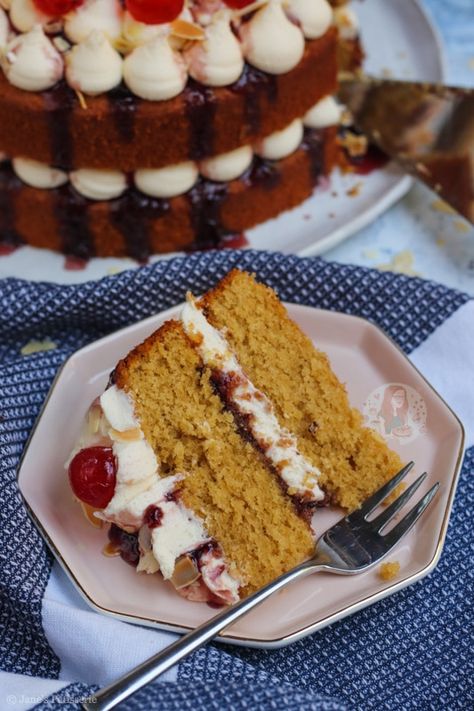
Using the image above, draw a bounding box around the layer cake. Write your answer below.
[67,270,402,604]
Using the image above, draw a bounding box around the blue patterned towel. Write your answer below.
[1,251,473,711]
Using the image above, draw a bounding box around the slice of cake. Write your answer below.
[67,270,402,603]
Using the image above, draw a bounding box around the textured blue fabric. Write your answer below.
[0,251,472,710]
[180,446,474,711]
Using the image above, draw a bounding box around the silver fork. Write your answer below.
[83,462,439,711]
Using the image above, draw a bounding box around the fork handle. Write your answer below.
[83,560,318,711]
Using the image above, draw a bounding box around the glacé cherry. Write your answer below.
[33,0,85,17]
[126,0,184,25]
[68,446,116,509]
[222,0,254,9]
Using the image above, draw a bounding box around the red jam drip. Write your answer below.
[230,64,278,135]
[348,144,389,175]
[107,83,140,143]
[0,242,20,256]
[42,82,77,169]
[64,254,88,270]
[0,163,23,250]
[108,524,140,567]
[109,189,169,263]
[184,80,217,161]
[218,233,249,249]
[144,504,164,528]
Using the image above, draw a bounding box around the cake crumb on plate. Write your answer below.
[379,561,401,581]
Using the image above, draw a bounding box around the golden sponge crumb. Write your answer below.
[201,270,404,511]
[379,561,401,581]
[113,321,314,596]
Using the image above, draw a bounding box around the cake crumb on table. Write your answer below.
[20,338,57,356]
[379,561,400,581]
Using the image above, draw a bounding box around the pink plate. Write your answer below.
[17,304,464,648]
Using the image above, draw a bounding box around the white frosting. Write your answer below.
[123,36,187,101]
[240,0,304,75]
[0,7,9,48]
[255,118,303,160]
[333,5,359,40]
[185,12,243,87]
[9,0,46,34]
[65,0,123,44]
[199,545,240,603]
[150,497,210,580]
[285,0,332,40]
[69,384,241,602]
[70,168,126,200]
[200,145,252,182]
[100,386,140,431]
[66,31,122,95]
[303,95,341,129]
[12,157,68,189]
[181,296,325,501]
[3,25,64,91]
[134,161,198,198]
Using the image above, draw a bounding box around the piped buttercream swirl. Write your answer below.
[3,25,63,91]
[200,145,252,182]
[134,161,198,198]
[0,7,9,48]
[9,0,47,34]
[70,168,126,200]
[303,95,341,128]
[66,30,122,95]
[240,0,304,75]
[123,35,187,101]
[185,11,243,87]
[284,0,332,40]
[12,157,68,188]
[256,118,303,160]
[64,0,123,44]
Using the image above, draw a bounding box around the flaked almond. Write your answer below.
[109,427,142,442]
[80,501,103,528]
[171,555,200,589]
[102,541,121,557]
[75,90,88,110]
[87,403,102,435]
[171,18,205,41]
[53,36,71,53]
[114,37,135,55]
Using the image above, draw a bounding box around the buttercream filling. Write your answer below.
[67,384,241,604]
[181,294,325,503]
[5,94,340,197]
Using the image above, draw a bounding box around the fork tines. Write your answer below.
[349,462,440,543]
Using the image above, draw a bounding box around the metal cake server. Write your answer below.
[83,462,439,711]
[339,74,474,223]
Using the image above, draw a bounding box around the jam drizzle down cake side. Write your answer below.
[0,0,362,258]
[67,270,403,605]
